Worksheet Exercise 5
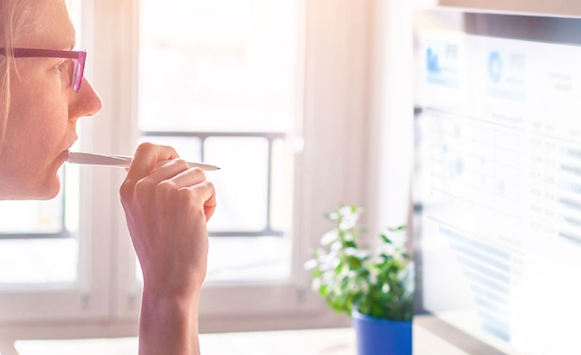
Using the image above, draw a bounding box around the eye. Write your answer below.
[55,59,74,87]
[56,59,73,74]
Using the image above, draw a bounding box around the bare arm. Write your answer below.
[119,142,216,355]
[139,287,201,354]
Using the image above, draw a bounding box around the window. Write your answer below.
[137,0,298,282]
[0,0,370,348]
[0,169,77,284]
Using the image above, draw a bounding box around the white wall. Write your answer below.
[366,0,416,241]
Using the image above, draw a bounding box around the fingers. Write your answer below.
[120,142,217,222]
[192,181,217,221]
[150,159,203,185]
[126,142,179,182]
[157,169,216,221]
[119,142,217,298]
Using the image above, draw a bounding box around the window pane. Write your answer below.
[0,166,79,235]
[138,136,202,162]
[0,194,63,234]
[205,137,269,232]
[137,236,292,282]
[139,0,298,132]
[137,0,299,283]
[207,236,291,281]
[0,239,78,285]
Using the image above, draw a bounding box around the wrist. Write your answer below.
[142,282,202,307]
[141,270,204,300]
[139,286,202,355]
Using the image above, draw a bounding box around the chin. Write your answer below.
[25,174,62,200]
[0,185,60,200]
[0,168,62,200]
[38,186,61,200]
[38,176,62,200]
[12,183,61,200]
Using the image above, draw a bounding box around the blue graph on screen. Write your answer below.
[488,51,502,83]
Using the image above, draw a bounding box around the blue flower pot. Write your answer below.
[352,310,412,355]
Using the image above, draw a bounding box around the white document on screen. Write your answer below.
[418,29,581,355]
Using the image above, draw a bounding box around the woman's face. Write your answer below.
[0,1,102,199]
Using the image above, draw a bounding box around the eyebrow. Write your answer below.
[64,38,76,50]
[53,37,75,51]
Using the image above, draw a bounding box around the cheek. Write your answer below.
[1,88,70,194]
[8,100,67,156]
[0,62,72,199]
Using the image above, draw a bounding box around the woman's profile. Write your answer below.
[0,1,216,354]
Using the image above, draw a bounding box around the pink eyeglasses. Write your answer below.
[0,48,86,93]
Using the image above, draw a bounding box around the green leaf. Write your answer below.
[346,256,362,270]
[334,259,343,272]
[387,225,405,232]
[380,234,392,244]
[308,206,414,321]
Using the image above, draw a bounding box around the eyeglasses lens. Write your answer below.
[73,60,81,92]
[72,52,86,93]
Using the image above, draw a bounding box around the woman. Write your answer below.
[0,1,216,354]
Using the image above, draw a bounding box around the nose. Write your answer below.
[69,77,103,120]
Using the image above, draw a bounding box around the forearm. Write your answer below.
[139,287,201,355]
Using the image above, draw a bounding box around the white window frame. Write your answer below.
[0,0,376,349]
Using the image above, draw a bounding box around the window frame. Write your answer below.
[112,0,372,326]
[113,0,327,322]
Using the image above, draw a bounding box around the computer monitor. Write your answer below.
[414,8,581,355]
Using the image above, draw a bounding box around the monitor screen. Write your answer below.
[415,9,581,355]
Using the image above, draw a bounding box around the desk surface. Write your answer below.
[15,328,354,355]
[14,318,468,355]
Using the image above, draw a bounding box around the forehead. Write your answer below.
[16,1,76,49]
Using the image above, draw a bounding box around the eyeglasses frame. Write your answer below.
[0,48,86,93]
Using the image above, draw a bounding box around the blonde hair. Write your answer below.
[0,0,62,152]
[0,0,17,152]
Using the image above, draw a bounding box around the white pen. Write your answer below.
[66,151,220,171]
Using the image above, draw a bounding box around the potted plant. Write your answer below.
[305,205,414,355]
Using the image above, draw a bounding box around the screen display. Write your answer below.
[416,11,581,355]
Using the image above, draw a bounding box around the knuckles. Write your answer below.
[119,179,135,202]
[119,166,214,207]
[134,142,180,163]
[171,158,190,170]
[188,167,206,182]
[135,142,156,154]
[156,180,179,199]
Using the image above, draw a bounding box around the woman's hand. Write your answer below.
[119,142,216,355]
[120,142,216,297]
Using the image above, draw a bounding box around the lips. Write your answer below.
[63,135,78,153]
